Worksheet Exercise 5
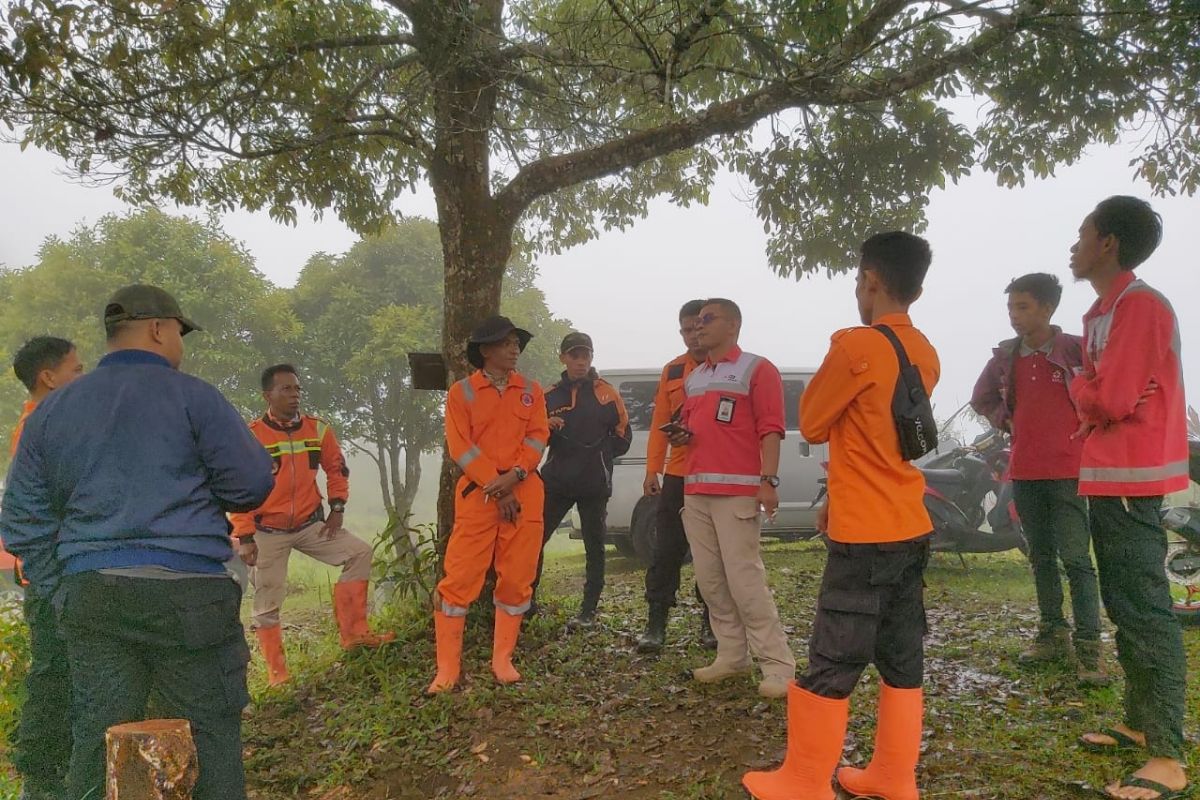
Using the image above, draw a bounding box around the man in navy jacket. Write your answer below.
[1,285,274,800]
[532,332,631,628]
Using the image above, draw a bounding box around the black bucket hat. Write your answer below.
[467,315,532,369]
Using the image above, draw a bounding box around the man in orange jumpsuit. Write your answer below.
[428,316,549,693]
[7,336,83,800]
[231,364,394,687]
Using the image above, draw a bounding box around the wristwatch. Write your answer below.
[513,466,528,482]
[761,475,781,488]
[329,500,346,514]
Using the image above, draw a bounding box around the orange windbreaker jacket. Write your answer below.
[229,413,349,537]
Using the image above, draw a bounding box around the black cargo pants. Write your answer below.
[644,474,707,610]
[58,571,251,800]
[534,492,610,608]
[800,535,931,699]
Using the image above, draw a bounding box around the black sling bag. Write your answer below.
[875,324,938,461]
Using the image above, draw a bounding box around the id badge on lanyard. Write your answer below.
[715,396,736,424]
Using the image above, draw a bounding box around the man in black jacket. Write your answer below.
[532,332,632,629]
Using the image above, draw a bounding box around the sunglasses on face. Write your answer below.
[696,313,722,326]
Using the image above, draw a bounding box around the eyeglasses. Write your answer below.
[696,312,722,327]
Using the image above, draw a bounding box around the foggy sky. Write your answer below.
[1,139,1197,428]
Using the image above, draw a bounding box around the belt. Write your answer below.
[256,509,323,534]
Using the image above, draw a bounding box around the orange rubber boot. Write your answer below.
[491,608,523,685]
[427,610,466,694]
[836,683,923,800]
[255,626,290,687]
[742,683,848,800]
[333,580,396,649]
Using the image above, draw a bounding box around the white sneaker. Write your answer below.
[757,674,791,699]
[692,659,753,683]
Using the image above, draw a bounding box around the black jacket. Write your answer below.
[541,370,632,498]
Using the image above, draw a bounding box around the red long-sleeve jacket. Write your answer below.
[1072,271,1189,497]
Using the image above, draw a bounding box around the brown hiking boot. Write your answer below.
[1018,627,1071,665]
[1075,639,1111,686]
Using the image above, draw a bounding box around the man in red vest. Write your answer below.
[1070,197,1188,800]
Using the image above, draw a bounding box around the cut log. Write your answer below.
[106,719,198,800]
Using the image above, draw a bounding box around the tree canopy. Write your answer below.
[0,208,297,444]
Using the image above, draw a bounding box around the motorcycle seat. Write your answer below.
[921,468,964,486]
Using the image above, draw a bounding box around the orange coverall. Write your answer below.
[438,370,549,616]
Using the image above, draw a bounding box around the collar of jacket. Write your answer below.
[993,326,1080,368]
[1093,269,1138,315]
[560,368,598,386]
[471,369,527,392]
[98,349,174,370]
[873,312,914,328]
[704,344,743,368]
[262,411,304,432]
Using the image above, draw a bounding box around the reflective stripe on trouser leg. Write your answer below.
[494,479,545,615]
[437,497,502,613]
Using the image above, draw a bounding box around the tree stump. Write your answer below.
[106,719,198,800]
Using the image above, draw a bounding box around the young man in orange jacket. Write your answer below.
[1071,197,1188,800]
[744,232,939,800]
[7,336,83,800]
[428,316,549,693]
[232,364,393,687]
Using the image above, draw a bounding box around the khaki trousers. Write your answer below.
[682,494,795,680]
[251,521,373,628]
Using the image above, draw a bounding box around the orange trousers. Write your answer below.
[437,475,544,616]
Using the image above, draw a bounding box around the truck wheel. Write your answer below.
[630,495,660,567]
[613,532,637,559]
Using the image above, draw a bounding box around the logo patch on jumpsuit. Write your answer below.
[521,393,534,407]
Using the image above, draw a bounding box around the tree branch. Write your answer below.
[496,0,1049,222]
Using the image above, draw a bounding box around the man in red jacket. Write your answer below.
[1070,197,1188,800]
[970,273,1105,685]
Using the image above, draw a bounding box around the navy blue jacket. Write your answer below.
[0,349,274,594]
[542,370,632,498]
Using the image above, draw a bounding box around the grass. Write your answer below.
[2,540,1198,799]
[241,540,1199,799]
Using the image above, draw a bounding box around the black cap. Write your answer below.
[466,315,532,369]
[560,332,593,354]
[104,285,202,335]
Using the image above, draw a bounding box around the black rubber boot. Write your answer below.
[567,593,599,631]
[636,603,670,653]
[698,608,718,650]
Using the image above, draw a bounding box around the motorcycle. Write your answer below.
[811,427,1027,560]
[1161,437,1200,625]
[920,428,1027,561]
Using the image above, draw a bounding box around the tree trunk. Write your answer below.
[434,227,509,549]
[106,719,197,799]
[411,0,513,550]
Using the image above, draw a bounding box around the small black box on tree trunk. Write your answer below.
[408,352,448,390]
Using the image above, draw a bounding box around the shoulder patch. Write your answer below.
[666,363,685,380]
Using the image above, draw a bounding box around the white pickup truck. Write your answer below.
[565,367,828,564]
